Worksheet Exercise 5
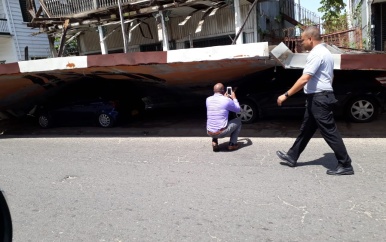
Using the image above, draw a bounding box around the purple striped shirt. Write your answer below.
[206,93,240,132]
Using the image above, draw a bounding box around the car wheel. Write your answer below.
[236,101,258,124]
[98,113,114,128]
[346,96,379,123]
[38,113,53,128]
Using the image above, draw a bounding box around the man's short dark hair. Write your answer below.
[303,26,322,41]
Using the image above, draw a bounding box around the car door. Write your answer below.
[260,68,306,115]
[279,69,307,108]
[49,102,77,125]
[68,101,91,124]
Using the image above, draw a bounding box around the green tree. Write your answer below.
[54,37,79,57]
[318,0,347,33]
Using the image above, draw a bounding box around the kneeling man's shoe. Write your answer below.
[326,164,354,175]
[227,143,239,151]
[276,151,297,167]
[212,142,220,152]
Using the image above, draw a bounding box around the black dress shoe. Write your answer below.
[326,164,354,175]
[276,150,296,167]
[212,142,220,152]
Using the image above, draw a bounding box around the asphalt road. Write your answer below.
[0,113,386,241]
[1,108,386,138]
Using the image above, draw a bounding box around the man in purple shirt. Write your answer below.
[206,83,242,152]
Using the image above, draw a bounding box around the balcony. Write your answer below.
[0,18,10,35]
[280,0,320,26]
[42,0,150,18]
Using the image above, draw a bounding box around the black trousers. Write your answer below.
[287,92,352,166]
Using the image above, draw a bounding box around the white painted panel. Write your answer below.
[0,36,17,63]
[167,42,269,63]
[271,42,342,70]
[285,53,341,70]
[169,6,237,41]
[18,56,88,73]
[244,32,255,43]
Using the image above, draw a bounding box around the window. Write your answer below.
[184,35,235,48]
[30,57,47,60]
[140,43,162,52]
[139,41,175,52]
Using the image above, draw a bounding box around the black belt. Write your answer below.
[307,91,333,97]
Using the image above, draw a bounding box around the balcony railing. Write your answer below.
[280,0,321,26]
[42,0,144,18]
[0,19,10,35]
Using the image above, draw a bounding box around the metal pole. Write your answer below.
[159,10,169,51]
[298,0,301,24]
[98,26,108,54]
[58,19,69,57]
[234,0,244,44]
[232,0,258,44]
[127,21,134,44]
[93,0,98,9]
[118,0,129,53]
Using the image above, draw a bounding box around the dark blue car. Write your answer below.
[34,98,120,128]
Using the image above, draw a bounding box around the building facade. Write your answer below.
[347,0,386,51]
[78,0,291,55]
[0,0,50,63]
[33,0,319,56]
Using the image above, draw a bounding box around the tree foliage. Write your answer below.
[318,0,347,33]
[54,37,79,56]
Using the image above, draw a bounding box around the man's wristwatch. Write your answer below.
[284,91,289,97]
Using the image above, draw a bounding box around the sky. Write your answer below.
[299,1,322,17]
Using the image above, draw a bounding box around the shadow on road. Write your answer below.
[1,110,385,139]
[214,138,253,152]
[294,153,337,170]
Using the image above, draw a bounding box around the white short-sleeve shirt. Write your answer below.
[303,43,334,94]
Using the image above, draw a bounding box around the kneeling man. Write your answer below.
[206,83,242,152]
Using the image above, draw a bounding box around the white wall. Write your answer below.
[0,0,17,63]
[0,36,17,63]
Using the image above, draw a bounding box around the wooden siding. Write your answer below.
[1,0,50,62]
[0,19,10,34]
[0,1,9,34]
[0,1,5,17]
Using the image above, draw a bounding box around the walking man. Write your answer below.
[276,26,354,175]
[206,83,241,152]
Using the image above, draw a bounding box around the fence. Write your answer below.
[281,24,363,52]
[42,0,142,17]
[280,0,321,26]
